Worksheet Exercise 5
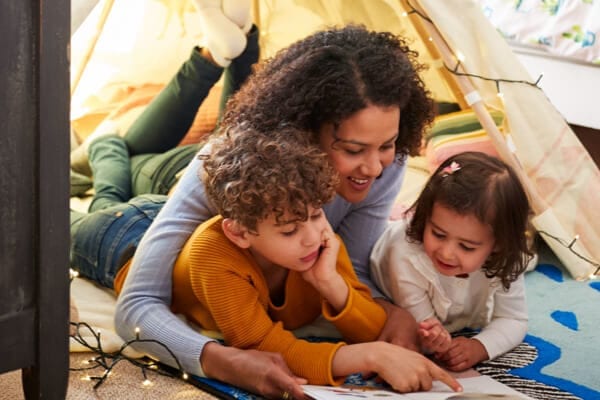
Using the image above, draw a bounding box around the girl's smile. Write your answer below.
[423,203,496,277]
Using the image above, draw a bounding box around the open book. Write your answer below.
[303,375,533,400]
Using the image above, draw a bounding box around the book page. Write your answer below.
[303,376,533,400]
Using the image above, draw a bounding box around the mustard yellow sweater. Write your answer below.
[167,215,386,385]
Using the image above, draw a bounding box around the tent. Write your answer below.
[70,0,600,280]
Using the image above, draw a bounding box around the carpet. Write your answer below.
[497,243,600,399]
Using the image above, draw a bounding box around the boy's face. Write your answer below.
[246,207,329,272]
[423,202,496,277]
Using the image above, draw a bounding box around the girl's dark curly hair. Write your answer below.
[222,24,434,159]
[406,152,533,289]
[201,125,339,233]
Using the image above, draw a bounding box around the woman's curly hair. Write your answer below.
[222,24,434,159]
[406,152,534,290]
[201,125,339,232]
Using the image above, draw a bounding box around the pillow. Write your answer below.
[424,109,504,173]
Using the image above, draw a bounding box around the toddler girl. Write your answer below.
[371,151,534,371]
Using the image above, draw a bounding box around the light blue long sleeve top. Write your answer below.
[114,146,406,377]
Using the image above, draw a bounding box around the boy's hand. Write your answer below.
[435,336,489,371]
[301,225,348,311]
[333,342,462,393]
[301,226,340,287]
[418,318,451,354]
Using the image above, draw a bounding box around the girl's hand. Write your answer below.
[418,318,451,354]
[435,336,489,371]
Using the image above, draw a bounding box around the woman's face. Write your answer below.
[319,104,400,203]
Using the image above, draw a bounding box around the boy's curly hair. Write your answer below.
[222,24,434,159]
[406,152,533,290]
[201,126,339,233]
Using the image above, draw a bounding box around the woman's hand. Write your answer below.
[435,336,489,372]
[418,318,452,354]
[375,299,419,351]
[201,343,307,399]
[332,342,462,394]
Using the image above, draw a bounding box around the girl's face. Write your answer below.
[319,105,400,203]
[423,203,496,277]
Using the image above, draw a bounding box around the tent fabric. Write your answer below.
[415,0,598,279]
[70,0,600,279]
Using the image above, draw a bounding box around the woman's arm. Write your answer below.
[114,155,217,376]
[201,343,307,399]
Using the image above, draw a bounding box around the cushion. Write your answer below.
[424,109,504,173]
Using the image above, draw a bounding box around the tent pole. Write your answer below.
[401,0,468,110]
[409,0,546,215]
[70,0,115,97]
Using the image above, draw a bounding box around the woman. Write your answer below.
[113,24,436,397]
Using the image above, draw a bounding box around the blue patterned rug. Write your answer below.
[184,244,600,400]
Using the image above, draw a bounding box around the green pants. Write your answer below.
[122,26,259,195]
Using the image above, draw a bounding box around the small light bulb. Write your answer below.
[182,372,189,380]
[143,379,152,386]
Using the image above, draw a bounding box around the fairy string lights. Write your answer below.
[537,231,600,276]
[404,0,544,97]
[447,60,544,94]
[70,321,189,389]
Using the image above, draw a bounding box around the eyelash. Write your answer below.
[432,230,475,251]
[281,212,322,236]
[344,144,395,155]
[432,231,445,239]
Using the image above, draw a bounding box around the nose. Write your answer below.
[439,242,455,262]
[301,221,322,247]
[359,151,384,178]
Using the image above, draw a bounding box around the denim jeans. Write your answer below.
[70,195,166,289]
